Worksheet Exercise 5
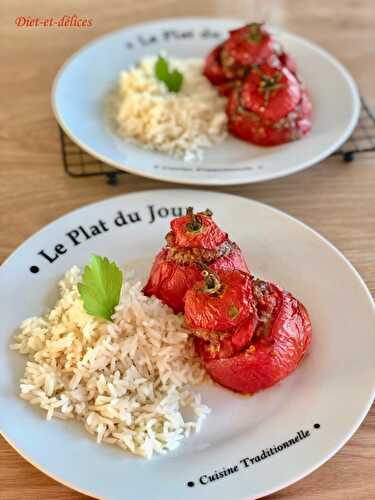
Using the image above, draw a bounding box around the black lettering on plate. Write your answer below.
[187,427,316,488]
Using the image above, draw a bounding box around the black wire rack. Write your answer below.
[59,96,375,186]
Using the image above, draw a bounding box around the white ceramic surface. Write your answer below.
[52,18,360,186]
[1,189,374,499]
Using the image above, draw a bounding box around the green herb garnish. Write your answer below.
[78,255,123,321]
[155,55,183,92]
[229,305,239,319]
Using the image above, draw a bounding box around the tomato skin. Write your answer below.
[171,212,227,250]
[203,44,229,86]
[198,282,312,394]
[240,65,301,121]
[142,249,202,313]
[184,270,253,332]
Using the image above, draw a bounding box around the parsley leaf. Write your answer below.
[78,255,123,321]
[155,55,183,93]
[155,55,169,82]
[168,69,183,92]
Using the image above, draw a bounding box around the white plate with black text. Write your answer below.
[52,17,360,185]
[0,190,374,499]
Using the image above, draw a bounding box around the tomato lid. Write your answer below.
[228,22,269,44]
[170,208,227,249]
[184,268,253,331]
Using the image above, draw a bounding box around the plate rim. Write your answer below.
[51,16,361,186]
[1,188,374,499]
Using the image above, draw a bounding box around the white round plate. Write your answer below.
[52,17,360,186]
[1,190,374,499]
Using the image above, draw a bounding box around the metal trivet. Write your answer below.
[59,97,375,186]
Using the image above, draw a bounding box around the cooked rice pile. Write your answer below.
[114,56,227,161]
[11,267,209,458]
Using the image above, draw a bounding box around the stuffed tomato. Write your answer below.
[185,270,312,394]
[143,208,248,313]
[226,62,312,146]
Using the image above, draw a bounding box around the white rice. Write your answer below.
[11,267,209,458]
[113,56,227,161]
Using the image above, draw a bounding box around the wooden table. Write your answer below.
[1,0,375,498]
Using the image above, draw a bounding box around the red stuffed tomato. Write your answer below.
[194,278,312,394]
[227,80,312,146]
[143,208,249,313]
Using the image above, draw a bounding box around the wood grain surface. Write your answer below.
[1,0,374,498]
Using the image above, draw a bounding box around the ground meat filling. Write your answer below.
[193,328,226,343]
[252,279,279,339]
[165,231,234,265]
